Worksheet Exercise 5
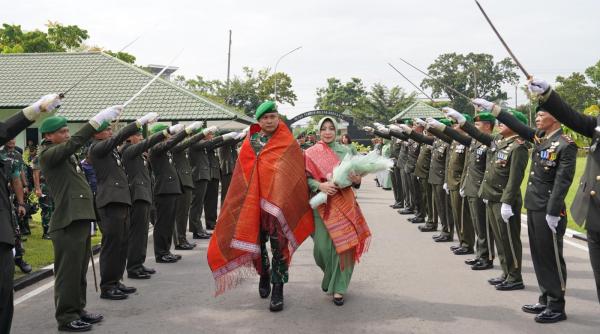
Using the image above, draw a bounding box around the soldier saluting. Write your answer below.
[39,105,121,332]
[528,78,600,305]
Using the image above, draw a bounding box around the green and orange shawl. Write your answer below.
[305,141,371,270]
[207,122,314,295]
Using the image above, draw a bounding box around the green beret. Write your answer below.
[474,112,496,123]
[404,119,414,126]
[509,110,528,125]
[463,114,474,124]
[96,120,110,132]
[150,123,168,134]
[40,116,67,134]
[255,100,278,120]
[439,118,452,127]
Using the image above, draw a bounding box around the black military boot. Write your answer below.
[15,257,32,274]
[259,273,271,298]
[269,283,284,312]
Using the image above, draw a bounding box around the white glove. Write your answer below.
[471,98,495,112]
[373,122,386,130]
[185,121,203,134]
[459,188,465,197]
[426,117,444,130]
[168,123,185,134]
[223,132,239,141]
[363,126,374,133]
[137,112,159,126]
[528,78,550,95]
[443,183,449,194]
[483,199,488,204]
[443,107,465,125]
[389,124,401,132]
[25,93,62,118]
[91,105,123,128]
[378,127,390,135]
[414,118,427,127]
[235,131,248,140]
[546,214,560,234]
[399,124,412,133]
[500,203,514,223]
[202,125,218,136]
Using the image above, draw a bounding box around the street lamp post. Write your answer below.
[273,46,302,102]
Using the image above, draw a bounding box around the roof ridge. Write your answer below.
[0,51,103,57]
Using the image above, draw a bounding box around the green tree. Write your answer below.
[421,52,519,113]
[554,72,599,113]
[585,59,600,89]
[105,50,136,64]
[46,21,88,51]
[315,77,369,115]
[363,84,416,124]
[0,22,89,53]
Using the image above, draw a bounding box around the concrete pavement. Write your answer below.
[12,181,600,333]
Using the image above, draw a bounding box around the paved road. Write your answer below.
[12,181,600,333]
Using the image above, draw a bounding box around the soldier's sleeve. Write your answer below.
[459,148,470,189]
[443,126,472,146]
[428,127,453,144]
[210,136,234,150]
[373,129,392,140]
[547,140,578,216]
[496,109,536,142]
[150,130,187,155]
[91,122,140,158]
[389,129,409,141]
[0,111,34,146]
[461,121,493,146]
[122,131,167,161]
[500,143,529,204]
[540,90,596,138]
[40,123,96,168]
[408,131,434,145]
[171,132,207,153]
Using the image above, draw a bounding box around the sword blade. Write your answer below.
[474,0,531,79]
[387,63,436,103]
[399,57,473,101]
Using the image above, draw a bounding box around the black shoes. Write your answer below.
[259,274,271,298]
[117,282,136,294]
[333,295,344,306]
[391,203,403,209]
[269,283,284,312]
[534,309,567,323]
[142,266,156,274]
[170,253,182,260]
[80,312,103,324]
[464,258,479,266]
[100,288,128,300]
[193,232,211,239]
[15,258,32,274]
[58,319,92,332]
[453,247,474,255]
[398,208,414,215]
[42,233,52,240]
[156,254,177,263]
[175,243,195,250]
[522,303,547,314]
[495,281,524,291]
[419,225,437,232]
[434,235,453,242]
[450,245,462,251]
[487,276,505,286]
[471,259,493,270]
[128,269,151,279]
[411,218,425,224]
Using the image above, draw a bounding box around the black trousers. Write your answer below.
[432,184,451,236]
[51,220,91,326]
[220,173,232,207]
[587,229,600,304]
[401,169,412,209]
[127,200,150,273]
[154,194,178,257]
[0,243,14,334]
[205,178,219,229]
[173,187,193,246]
[527,210,567,312]
[393,166,404,205]
[98,203,130,291]
[189,179,209,234]
[411,175,424,218]
[467,196,494,261]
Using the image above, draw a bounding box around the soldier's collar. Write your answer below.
[543,128,561,140]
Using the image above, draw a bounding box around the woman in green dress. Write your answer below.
[305,117,371,306]
[340,133,358,156]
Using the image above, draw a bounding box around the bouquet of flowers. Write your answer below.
[310,151,394,208]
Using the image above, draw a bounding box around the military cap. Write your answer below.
[404,119,414,126]
[474,112,496,123]
[439,118,452,127]
[150,123,169,134]
[40,116,67,134]
[463,114,474,124]
[255,100,278,120]
[96,121,111,132]
[508,110,528,125]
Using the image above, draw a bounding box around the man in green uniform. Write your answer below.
[464,101,530,291]
[444,109,496,270]
[218,130,247,206]
[528,78,600,305]
[427,116,475,255]
[489,98,576,323]
[32,153,52,240]
[40,105,122,332]
[389,132,403,208]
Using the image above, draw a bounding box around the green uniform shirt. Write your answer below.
[250,132,272,155]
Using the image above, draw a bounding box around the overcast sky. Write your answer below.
[6,0,600,117]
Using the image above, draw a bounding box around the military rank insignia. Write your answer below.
[496,150,508,167]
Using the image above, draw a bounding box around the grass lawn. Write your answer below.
[520,156,587,234]
[14,213,102,280]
